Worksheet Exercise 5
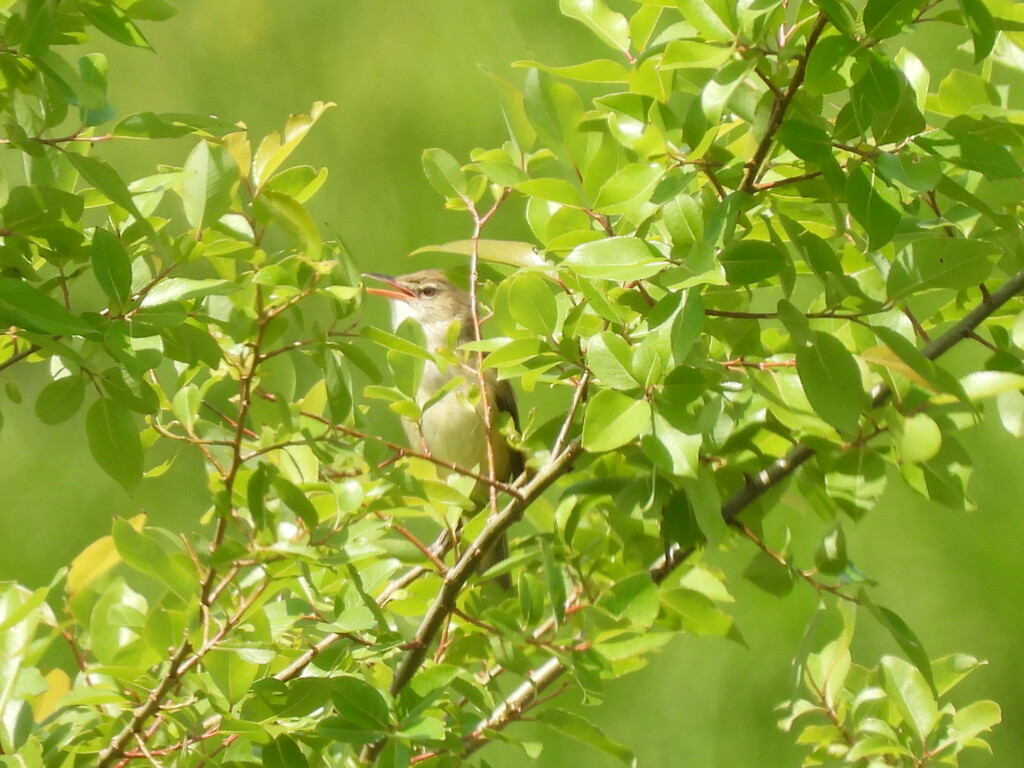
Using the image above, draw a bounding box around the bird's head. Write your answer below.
[364,269,473,349]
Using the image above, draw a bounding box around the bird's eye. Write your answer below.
[420,285,438,298]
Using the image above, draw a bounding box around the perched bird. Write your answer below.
[364,269,522,586]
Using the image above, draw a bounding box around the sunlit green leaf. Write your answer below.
[582,389,651,451]
[880,655,939,739]
[796,332,868,435]
[719,240,786,285]
[957,0,996,62]
[559,0,630,52]
[422,147,468,197]
[564,237,668,280]
[182,140,237,231]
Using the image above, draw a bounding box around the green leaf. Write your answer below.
[141,277,239,307]
[932,653,983,696]
[78,53,115,126]
[702,59,753,123]
[86,399,143,491]
[324,349,352,423]
[247,464,271,530]
[825,450,888,519]
[508,272,558,335]
[68,153,144,219]
[660,40,734,70]
[422,147,468,197]
[81,1,152,48]
[743,550,795,596]
[272,475,319,529]
[469,159,530,186]
[523,68,566,156]
[35,375,85,425]
[325,675,391,739]
[538,708,636,766]
[252,101,335,189]
[362,325,432,361]
[846,736,914,761]
[597,573,660,627]
[865,595,935,690]
[593,163,663,213]
[674,0,733,41]
[950,700,1001,743]
[682,465,726,545]
[880,655,939,740]
[125,0,177,21]
[256,189,322,259]
[660,587,734,634]
[540,537,567,625]
[91,228,133,309]
[917,130,1023,181]
[516,58,631,83]
[582,390,652,452]
[182,140,237,231]
[957,370,1024,401]
[936,69,999,114]
[887,238,996,299]
[587,332,639,389]
[563,236,668,280]
[957,0,996,62]
[160,323,223,368]
[2,185,83,233]
[846,163,901,250]
[719,240,786,285]
[113,111,240,139]
[776,120,832,162]
[795,331,869,435]
[515,177,585,206]
[481,338,548,369]
[263,735,310,768]
[560,0,630,52]
[863,0,921,39]
[646,411,701,478]
[663,194,704,246]
[0,279,94,336]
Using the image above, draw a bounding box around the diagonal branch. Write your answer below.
[741,13,829,194]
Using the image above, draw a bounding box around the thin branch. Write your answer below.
[465,188,512,518]
[260,393,525,499]
[0,342,40,373]
[741,14,829,194]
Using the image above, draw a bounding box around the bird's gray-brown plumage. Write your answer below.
[365,269,522,586]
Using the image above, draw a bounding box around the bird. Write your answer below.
[364,269,522,587]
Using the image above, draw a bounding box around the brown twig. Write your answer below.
[741,14,829,194]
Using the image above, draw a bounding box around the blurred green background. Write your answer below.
[1,2,1022,765]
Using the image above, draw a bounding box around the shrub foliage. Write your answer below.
[0,0,1020,766]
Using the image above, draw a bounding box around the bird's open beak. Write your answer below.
[363,273,415,302]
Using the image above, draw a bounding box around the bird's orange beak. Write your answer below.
[363,273,415,302]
